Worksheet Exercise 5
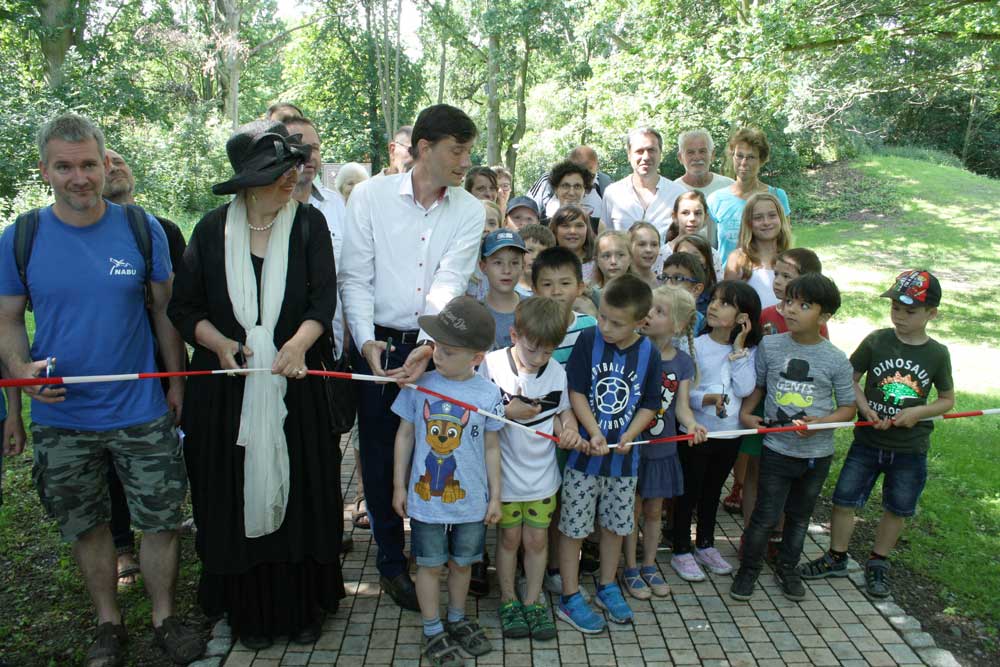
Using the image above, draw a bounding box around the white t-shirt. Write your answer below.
[479,347,570,502]
[603,175,686,242]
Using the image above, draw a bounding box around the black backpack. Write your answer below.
[13,203,153,311]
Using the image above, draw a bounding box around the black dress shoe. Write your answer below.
[239,634,273,650]
[380,572,420,611]
[291,612,325,645]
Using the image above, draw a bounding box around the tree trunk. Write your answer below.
[960,94,978,166]
[486,30,500,165]
[392,0,402,132]
[503,35,531,180]
[437,0,448,104]
[364,2,384,171]
[221,0,242,129]
[38,0,85,90]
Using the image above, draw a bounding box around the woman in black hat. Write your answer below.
[169,120,345,647]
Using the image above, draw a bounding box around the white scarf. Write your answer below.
[225,193,295,538]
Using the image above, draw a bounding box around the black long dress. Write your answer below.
[168,202,345,638]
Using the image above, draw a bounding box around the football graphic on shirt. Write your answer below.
[595,376,631,414]
[646,371,679,437]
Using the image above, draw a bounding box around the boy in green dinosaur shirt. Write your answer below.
[798,270,954,599]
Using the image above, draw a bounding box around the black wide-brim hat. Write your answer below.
[212,120,312,195]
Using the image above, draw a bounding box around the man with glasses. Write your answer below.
[375,126,414,177]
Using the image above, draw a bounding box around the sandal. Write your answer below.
[723,481,743,513]
[422,631,464,667]
[86,622,127,667]
[352,496,370,529]
[619,567,651,600]
[116,551,140,589]
[640,566,671,597]
[444,617,492,656]
[152,616,205,664]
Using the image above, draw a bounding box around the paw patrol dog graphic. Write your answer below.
[415,399,469,504]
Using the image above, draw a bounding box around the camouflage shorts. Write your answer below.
[31,413,187,542]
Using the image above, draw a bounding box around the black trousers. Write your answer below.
[672,437,741,554]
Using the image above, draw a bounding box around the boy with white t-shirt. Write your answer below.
[479,297,584,640]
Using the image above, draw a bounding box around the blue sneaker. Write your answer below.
[595,583,634,624]
[556,592,606,634]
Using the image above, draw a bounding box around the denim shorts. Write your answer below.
[832,441,928,517]
[409,518,486,567]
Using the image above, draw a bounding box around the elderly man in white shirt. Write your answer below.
[673,129,734,248]
[603,127,686,244]
[339,104,484,612]
[287,117,349,358]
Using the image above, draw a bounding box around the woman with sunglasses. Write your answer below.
[169,120,345,649]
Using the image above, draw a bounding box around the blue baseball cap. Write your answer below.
[506,195,540,217]
[482,229,527,257]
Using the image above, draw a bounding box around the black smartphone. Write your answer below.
[234,346,246,367]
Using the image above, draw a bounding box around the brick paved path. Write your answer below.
[218,432,960,667]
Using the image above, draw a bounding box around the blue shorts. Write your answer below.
[409,518,486,567]
[832,441,928,517]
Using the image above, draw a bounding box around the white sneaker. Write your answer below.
[671,553,707,582]
[543,571,590,601]
[694,547,734,575]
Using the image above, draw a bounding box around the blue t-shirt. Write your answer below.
[706,186,790,265]
[391,371,504,524]
[0,203,171,430]
[565,327,662,477]
[641,350,696,461]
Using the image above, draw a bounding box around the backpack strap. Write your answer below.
[124,204,153,304]
[13,209,41,312]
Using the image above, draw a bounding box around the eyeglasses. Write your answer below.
[660,274,699,285]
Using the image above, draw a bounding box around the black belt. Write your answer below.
[374,325,421,345]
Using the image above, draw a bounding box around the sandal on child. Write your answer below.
[640,566,671,597]
[422,631,464,667]
[723,481,743,513]
[619,567,651,600]
[351,496,370,529]
[444,618,492,656]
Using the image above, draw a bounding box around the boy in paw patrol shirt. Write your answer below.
[391,296,504,661]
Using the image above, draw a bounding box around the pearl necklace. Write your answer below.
[247,219,275,232]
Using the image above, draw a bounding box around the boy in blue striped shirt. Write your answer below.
[556,274,662,633]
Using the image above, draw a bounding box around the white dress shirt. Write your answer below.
[602,174,686,242]
[340,171,486,349]
[308,182,348,357]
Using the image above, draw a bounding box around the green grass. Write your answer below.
[796,155,1000,627]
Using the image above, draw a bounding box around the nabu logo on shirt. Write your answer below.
[108,258,137,276]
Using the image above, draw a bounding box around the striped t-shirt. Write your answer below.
[565,327,662,477]
[553,312,597,366]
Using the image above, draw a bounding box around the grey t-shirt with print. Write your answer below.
[756,333,855,459]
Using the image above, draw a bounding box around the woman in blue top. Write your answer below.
[706,128,790,266]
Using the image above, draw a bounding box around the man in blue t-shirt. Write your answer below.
[0,114,201,664]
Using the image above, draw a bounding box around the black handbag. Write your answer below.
[322,346,358,435]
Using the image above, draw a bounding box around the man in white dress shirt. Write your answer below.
[602,127,686,242]
[339,104,484,610]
